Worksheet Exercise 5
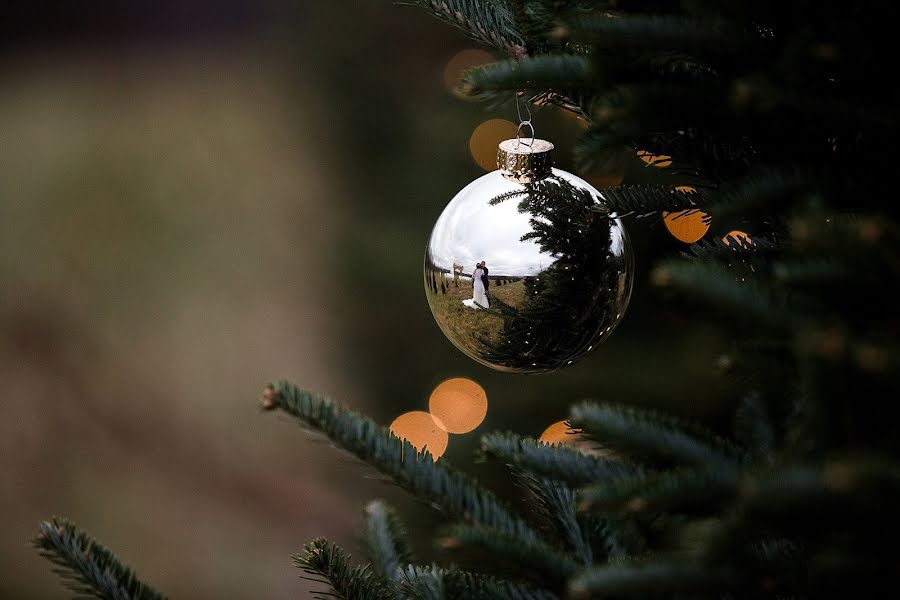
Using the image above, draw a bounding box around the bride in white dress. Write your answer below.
[463,264,489,309]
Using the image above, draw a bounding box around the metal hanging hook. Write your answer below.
[515,91,535,150]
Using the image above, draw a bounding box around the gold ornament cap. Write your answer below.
[497,138,554,183]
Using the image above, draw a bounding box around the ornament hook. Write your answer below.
[515,91,535,150]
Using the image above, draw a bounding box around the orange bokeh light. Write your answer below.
[390,411,449,460]
[428,377,488,434]
[636,150,673,168]
[723,230,752,247]
[663,209,711,243]
[469,119,518,171]
[443,49,495,92]
[539,420,580,445]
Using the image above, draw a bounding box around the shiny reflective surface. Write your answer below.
[424,168,633,373]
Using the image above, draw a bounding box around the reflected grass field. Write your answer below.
[425,276,525,351]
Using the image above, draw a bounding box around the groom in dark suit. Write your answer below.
[479,261,489,292]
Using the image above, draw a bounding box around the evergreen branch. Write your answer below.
[568,402,742,469]
[521,476,593,564]
[293,538,392,600]
[362,500,411,587]
[33,517,165,600]
[736,459,900,535]
[568,562,729,598]
[404,0,524,53]
[439,524,579,586]
[686,235,779,259]
[567,14,756,53]
[479,431,633,487]
[578,468,739,515]
[261,381,540,542]
[597,184,705,217]
[400,565,558,600]
[460,55,595,98]
[588,516,646,560]
[653,259,797,330]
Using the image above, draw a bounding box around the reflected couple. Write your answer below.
[462,261,490,309]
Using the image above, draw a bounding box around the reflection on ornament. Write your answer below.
[469,120,518,171]
[723,230,752,247]
[663,209,710,243]
[428,377,488,434]
[539,420,579,444]
[425,138,633,373]
[389,411,449,460]
[636,150,673,168]
[443,49,495,92]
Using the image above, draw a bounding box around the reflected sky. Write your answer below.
[428,169,610,276]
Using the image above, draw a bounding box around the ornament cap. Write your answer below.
[497,138,554,183]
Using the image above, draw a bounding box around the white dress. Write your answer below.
[463,268,489,309]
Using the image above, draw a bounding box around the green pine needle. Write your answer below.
[479,431,634,487]
[569,402,742,469]
[439,524,579,587]
[293,538,393,600]
[460,54,595,98]
[400,564,558,600]
[406,0,524,53]
[578,468,740,515]
[262,381,540,542]
[362,500,412,586]
[33,517,165,600]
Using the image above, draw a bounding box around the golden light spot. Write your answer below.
[443,49,495,91]
[723,230,752,247]
[674,185,695,193]
[428,377,488,434]
[539,420,579,445]
[390,411,449,460]
[636,149,673,168]
[469,119,518,171]
[663,209,710,243]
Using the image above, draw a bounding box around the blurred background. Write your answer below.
[1,2,737,597]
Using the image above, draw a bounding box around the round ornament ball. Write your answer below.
[424,139,633,373]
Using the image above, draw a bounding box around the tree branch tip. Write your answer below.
[260,385,280,411]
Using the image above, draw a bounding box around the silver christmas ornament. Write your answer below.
[424,139,633,373]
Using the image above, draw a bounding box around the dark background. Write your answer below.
[1,3,733,597]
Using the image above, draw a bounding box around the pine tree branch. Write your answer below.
[261,381,540,542]
[479,431,633,487]
[568,402,742,469]
[33,517,166,600]
[568,562,730,598]
[652,259,797,330]
[520,475,593,564]
[293,538,393,600]
[578,467,740,516]
[362,500,411,587]
[400,565,559,600]
[460,55,595,98]
[597,184,705,217]
[439,524,578,587]
[404,0,524,54]
[566,14,756,53]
